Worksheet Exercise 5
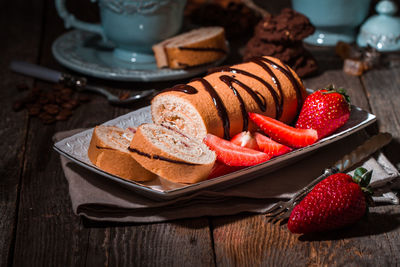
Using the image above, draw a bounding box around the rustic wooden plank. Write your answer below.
[303,70,370,112]
[11,1,215,266]
[210,66,398,266]
[0,0,44,266]
[212,206,400,266]
[11,0,104,265]
[107,219,215,266]
[361,65,400,166]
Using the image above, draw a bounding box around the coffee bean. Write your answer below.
[28,105,41,116]
[46,92,56,103]
[60,94,71,102]
[21,95,35,104]
[61,88,73,95]
[16,83,29,91]
[59,108,72,117]
[78,94,90,103]
[39,96,49,105]
[38,112,56,124]
[13,100,25,111]
[55,108,73,121]
[53,84,64,91]
[63,99,79,109]
[61,102,74,110]
[55,114,68,121]
[43,104,60,115]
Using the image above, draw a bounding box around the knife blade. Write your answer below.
[333,132,392,172]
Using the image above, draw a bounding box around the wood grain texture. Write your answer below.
[11,1,215,266]
[11,0,106,266]
[361,65,400,166]
[212,208,400,266]
[3,0,400,266]
[108,220,215,267]
[211,68,399,267]
[0,0,44,265]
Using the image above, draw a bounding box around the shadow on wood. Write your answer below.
[297,208,400,241]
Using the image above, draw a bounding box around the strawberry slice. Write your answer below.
[204,134,271,166]
[207,162,244,179]
[254,132,292,157]
[230,131,259,150]
[249,112,318,148]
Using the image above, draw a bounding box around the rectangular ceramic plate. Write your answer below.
[54,104,376,200]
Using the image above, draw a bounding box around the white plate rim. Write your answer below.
[53,104,376,200]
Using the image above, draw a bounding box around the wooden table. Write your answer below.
[2,0,400,266]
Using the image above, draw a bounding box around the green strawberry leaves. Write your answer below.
[322,84,351,106]
[352,167,373,195]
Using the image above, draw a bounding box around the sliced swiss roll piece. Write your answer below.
[152,26,228,69]
[88,125,156,182]
[128,124,216,184]
[151,56,307,140]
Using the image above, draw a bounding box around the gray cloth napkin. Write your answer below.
[54,129,399,223]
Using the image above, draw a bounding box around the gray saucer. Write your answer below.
[52,30,227,82]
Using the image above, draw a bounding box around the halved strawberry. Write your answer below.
[254,132,292,157]
[249,112,318,148]
[230,131,259,150]
[207,162,244,179]
[204,134,271,166]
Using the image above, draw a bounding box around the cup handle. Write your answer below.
[55,0,107,41]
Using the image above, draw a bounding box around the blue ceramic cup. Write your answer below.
[55,0,187,63]
[292,0,371,46]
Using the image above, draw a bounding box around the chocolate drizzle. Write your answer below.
[161,84,198,94]
[253,57,304,115]
[192,77,231,140]
[207,57,304,138]
[96,145,115,150]
[178,46,227,54]
[158,57,304,140]
[219,75,248,131]
[128,147,196,166]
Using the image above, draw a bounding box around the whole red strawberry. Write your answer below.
[287,168,372,234]
[296,85,351,139]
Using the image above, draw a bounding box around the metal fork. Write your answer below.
[264,132,393,224]
[265,168,337,224]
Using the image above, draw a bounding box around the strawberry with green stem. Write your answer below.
[288,167,373,234]
[296,85,351,139]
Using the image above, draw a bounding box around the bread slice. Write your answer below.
[129,123,216,184]
[152,26,228,69]
[88,125,156,182]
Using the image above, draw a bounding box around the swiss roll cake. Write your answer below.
[151,56,307,140]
